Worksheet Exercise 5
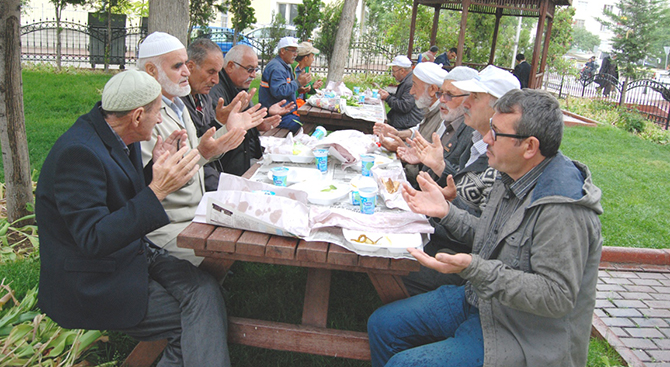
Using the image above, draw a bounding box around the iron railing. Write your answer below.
[543,72,670,130]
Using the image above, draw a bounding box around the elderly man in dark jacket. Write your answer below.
[378,55,424,130]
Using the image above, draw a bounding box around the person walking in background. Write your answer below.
[596,54,619,97]
[512,53,531,88]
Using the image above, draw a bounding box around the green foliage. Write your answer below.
[189,0,227,39]
[294,0,323,41]
[572,27,601,53]
[314,1,345,64]
[587,337,625,367]
[343,73,395,91]
[599,0,664,79]
[617,109,646,133]
[546,7,576,75]
[255,12,292,63]
[649,4,670,67]
[225,0,257,42]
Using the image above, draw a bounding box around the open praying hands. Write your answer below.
[407,132,446,175]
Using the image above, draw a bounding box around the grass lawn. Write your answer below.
[5,69,663,366]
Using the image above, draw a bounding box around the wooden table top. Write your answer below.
[297,104,383,134]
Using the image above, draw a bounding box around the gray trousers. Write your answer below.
[118,250,230,367]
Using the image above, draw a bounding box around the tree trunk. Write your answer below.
[0,0,35,223]
[327,0,357,83]
[148,0,189,46]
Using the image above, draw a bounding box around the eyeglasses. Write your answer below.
[489,118,531,141]
[233,61,260,74]
[436,91,469,101]
[284,48,298,54]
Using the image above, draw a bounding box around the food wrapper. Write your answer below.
[306,95,342,112]
[371,164,410,211]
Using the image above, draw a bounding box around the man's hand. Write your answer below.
[269,100,296,116]
[415,171,457,202]
[410,133,445,174]
[298,86,310,94]
[408,248,472,274]
[397,145,420,164]
[149,145,201,201]
[373,122,398,138]
[380,134,404,152]
[197,107,247,160]
[227,102,266,131]
[215,89,253,124]
[152,129,187,161]
[297,72,312,87]
[401,172,450,218]
[313,80,324,90]
[378,89,390,100]
[258,114,282,131]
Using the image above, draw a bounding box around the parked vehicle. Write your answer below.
[244,26,297,45]
[191,26,251,55]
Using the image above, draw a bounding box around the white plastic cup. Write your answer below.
[372,90,379,99]
[359,187,377,215]
[314,149,328,173]
[312,126,327,140]
[361,154,375,177]
[271,167,289,186]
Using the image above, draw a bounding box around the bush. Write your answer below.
[617,109,646,133]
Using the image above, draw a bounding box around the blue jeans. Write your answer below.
[367,285,484,367]
[278,113,302,133]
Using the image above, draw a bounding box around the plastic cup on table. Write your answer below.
[353,86,360,95]
[360,154,375,177]
[271,167,289,186]
[314,149,328,173]
[372,90,379,99]
[359,187,377,215]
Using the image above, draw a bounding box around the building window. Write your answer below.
[277,3,298,25]
[577,1,588,9]
[575,19,585,28]
[604,4,613,13]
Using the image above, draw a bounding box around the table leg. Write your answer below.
[302,268,332,328]
[367,273,410,304]
[199,258,236,283]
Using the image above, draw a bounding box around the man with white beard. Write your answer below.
[137,32,248,265]
[398,66,478,182]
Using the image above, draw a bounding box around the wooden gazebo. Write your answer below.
[407,0,572,88]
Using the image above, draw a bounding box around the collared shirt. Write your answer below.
[162,95,185,125]
[464,131,487,168]
[464,155,555,307]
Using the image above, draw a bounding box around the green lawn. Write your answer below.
[4,69,659,366]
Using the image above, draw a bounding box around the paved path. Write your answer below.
[593,248,670,367]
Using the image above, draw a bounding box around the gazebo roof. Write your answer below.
[415,0,572,17]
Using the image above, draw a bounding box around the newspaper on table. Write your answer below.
[194,157,434,259]
[342,101,386,123]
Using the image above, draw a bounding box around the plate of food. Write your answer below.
[289,180,351,205]
[342,229,422,253]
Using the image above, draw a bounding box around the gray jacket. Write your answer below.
[439,152,603,367]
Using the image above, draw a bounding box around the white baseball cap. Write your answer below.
[413,62,448,86]
[452,65,521,99]
[277,37,300,50]
[388,55,412,68]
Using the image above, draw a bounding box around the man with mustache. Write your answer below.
[137,32,250,265]
[259,37,311,133]
[209,44,295,177]
[378,55,424,130]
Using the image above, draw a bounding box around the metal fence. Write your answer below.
[543,72,670,130]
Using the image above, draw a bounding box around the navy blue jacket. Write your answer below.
[259,56,299,113]
[35,102,170,330]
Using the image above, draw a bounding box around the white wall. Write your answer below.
[572,0,617,53]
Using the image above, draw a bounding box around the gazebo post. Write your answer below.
[537,8,555,89]
[456,0,471,66]
[430,6,440,47]
[489,7,504,65]
[408,0,419,60]
[529,0,548,88]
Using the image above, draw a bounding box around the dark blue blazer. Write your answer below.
[35,102,170,330]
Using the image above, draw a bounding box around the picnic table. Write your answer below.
[123,124,420,366]
[297,100,387,134]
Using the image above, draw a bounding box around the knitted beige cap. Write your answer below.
[138,31,185,59]
[102,70,162,112]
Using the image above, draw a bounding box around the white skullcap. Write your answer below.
[413,62,448,86]
[452,65,520,99]
[388,55,412,68]
[138,32,185,59]
[277,37,299,50]
[445,66,479,82]
[102,70,162,112]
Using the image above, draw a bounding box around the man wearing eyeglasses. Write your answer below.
[259,37,312,133]
[207,44,295,178]
[370,88,603,367]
